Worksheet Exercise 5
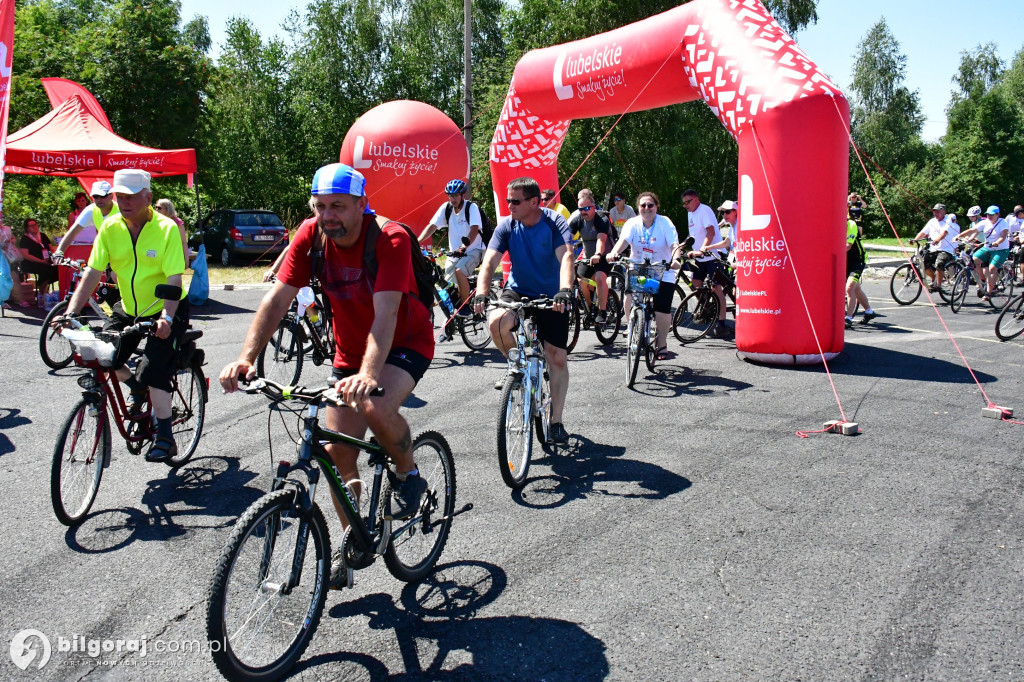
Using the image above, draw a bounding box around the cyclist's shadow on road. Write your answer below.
[298,560,610,680]
[512,434,692,510]
[0,407,31,456]
[636,364,753,398]
[63,455,264,553]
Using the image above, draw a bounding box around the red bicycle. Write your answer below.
[50,315,208,526]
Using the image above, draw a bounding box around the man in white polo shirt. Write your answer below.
[418,178,484,317]
[683,188,729,338]
[913,203,957,293]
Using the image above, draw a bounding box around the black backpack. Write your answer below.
[444,200,494,246]
[308,216,436,313]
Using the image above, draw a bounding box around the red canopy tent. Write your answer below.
[2,91,200,298]
[3,93,196,182]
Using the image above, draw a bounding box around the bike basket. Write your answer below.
[627,263,665,294]
[61,329,117,366]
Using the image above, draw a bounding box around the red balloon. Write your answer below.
[340,100,469,231]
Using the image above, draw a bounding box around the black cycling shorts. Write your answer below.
[331,347,431,385]
[687,259,720,284]
[103,299,191,393]
[575,259,612,280]
[846,252,866,281]
[499,288,570,350]
[653,281,675,314]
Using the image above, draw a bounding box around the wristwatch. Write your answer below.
[161,313,174,325]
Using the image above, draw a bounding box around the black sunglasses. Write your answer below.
[506,197,526,205]
[580,205,596,211]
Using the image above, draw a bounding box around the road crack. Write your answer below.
[76,597,207,680]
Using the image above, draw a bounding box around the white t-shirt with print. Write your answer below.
[608,205,636,231]
[430,200,484,252]
[687,203,722,262]
[620,215,678,282]
[983,217,1010,251]
[923,216,956,254]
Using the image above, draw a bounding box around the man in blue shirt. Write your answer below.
[473,177,574,443]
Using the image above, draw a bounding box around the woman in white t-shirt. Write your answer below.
[607,191,679,360]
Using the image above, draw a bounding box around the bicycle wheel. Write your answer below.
[51,398,110,526]
[672,289,719,343]
[207,490,330,682]
[383,431,456,581]
[626,308,642,388]
[595,288,622,345]
[950,269,971,314]
[643,309,657,372]
[257,321,303,386]
[40,300,100,370]
[890,263,922,305]
[989,267,1015,309]
[496,374,532,489]
[565,294,583,353]
[995,293,1024,341]
[938,262,963,303]
[166,363,207,468]
[533,369,552,451]
[457,312,492,351]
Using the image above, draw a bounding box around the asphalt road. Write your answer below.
[1,278,1022,681]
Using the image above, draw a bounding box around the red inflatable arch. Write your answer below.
[489,0,850,364]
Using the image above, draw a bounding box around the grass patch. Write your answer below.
[863,238,904,247]
[182,259,276,288]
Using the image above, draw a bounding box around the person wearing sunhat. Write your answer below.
[912,203,957,293]
[716,200,738,256]
[958,205,1010,301]
[219,163,433,589]
[54,168,190,462]
[53,180,121,298]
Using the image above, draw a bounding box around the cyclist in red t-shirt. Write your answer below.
[220,163,434,588]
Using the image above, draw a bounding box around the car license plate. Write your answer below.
[253,235,275,242]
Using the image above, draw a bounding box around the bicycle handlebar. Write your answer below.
[493,297,557,311]
[238,377,385,404]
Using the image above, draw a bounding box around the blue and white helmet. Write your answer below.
[445,179,467,195]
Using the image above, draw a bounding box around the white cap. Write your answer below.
[718,200,737,212]
[112,169,151,195]
[90,181,112,197]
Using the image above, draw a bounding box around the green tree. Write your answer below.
[849,19,925,173]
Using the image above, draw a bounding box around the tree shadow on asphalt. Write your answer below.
[187,297,256,321]
[296,560,609,680]
[511,434,692,510]
[785,342,998,383]
[0,407,31,456]
[63,455,264,553]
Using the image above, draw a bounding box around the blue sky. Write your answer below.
[178,0,1024,142]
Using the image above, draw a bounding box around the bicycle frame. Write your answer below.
[269,399,412,592]
[502,304,549,431]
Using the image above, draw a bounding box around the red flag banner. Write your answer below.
[0,0,15,215]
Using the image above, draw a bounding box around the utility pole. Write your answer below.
[463,0,473,184]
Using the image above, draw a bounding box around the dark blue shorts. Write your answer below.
[331,347,430,385]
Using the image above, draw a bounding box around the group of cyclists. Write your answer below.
[846,194,1023,326]
[68,163,1024,597]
